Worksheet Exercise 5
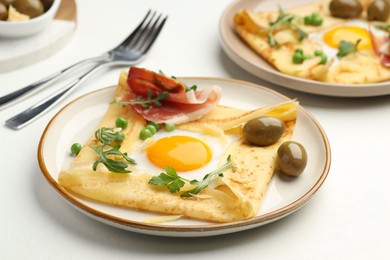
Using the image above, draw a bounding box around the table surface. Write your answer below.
[1,0,389,259]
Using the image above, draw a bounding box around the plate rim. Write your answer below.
[38,76,331,236]
[219,0,390,97]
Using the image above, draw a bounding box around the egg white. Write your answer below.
[130,129,238,181]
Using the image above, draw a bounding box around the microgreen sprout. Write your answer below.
[268,7,308,47]
[149,155,237,197]
[112,91,169,109]
[91,127,136,173]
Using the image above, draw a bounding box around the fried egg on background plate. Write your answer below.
[309,19,386,64]
[130,129,238,180]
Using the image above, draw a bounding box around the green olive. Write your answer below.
[329,0,363,18]
[12,0,44,18]
[277,141,307,177]
[243,116,285,146]
[367,0,390,21]
[0,3,7,20]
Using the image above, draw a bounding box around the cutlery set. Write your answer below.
[0,10,167,130]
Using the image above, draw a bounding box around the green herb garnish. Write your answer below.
[149,155,237,197]
[112,91,169,109]
[337,39,361,58]
[185,84,197,92]
[268,7,308,47]
[91,127,136,173]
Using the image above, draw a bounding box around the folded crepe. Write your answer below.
[233,0,390,84]
[59,72,298,223]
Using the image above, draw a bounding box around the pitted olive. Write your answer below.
[243,116,285,146]
[329,0,363,18]
[12,0,44,18]
[277,141,307,177]
[367,0,390,21]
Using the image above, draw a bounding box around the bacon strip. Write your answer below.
[125,67,222,124]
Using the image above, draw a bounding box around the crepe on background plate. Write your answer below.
[233,0,390,84]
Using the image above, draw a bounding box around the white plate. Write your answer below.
[38,77,331,237]
[0,0,77,72]
[219,0,390,97]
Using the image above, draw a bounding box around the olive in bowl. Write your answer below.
[243,116,285,146]
[12,0,45,19]
[0,0,61,38]
[277,141,307,177]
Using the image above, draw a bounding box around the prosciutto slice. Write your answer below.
[369,29,390,67]
[125,67,222,124]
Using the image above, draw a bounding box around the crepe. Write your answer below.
[233,0,390,84]
[58,72,298,223]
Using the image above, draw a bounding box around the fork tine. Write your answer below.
[127,13,168,54]
[140,15,168,54]
[142,16,168,54]
[125,11,157,50]
[112,10,153,51]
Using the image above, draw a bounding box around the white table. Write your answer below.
[1,0,389,259]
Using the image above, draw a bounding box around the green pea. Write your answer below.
[139,128,152,140]
[292,52,304,64]
[164,123,175,132]
[70,143,82,155]
[115,116,128,129]
[304,13,323,26]
[115,132,125,143]
[304,16,312,25]
[319,54,327,64]
[312,15,323,26]
[146,124,157,135]
[147,121,161,131]
[295,48,303,54]
[314,50,327,64]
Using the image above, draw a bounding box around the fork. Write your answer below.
[5,11,167,130]
[0,10,164,109]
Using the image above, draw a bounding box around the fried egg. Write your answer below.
[147,135,212,172]
[131,128,237,180]
[310,20,386,63]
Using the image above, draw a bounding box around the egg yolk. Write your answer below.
[323,26,372,50]
[146,136,212,172]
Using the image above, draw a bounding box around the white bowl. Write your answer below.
[0,0,61,38]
